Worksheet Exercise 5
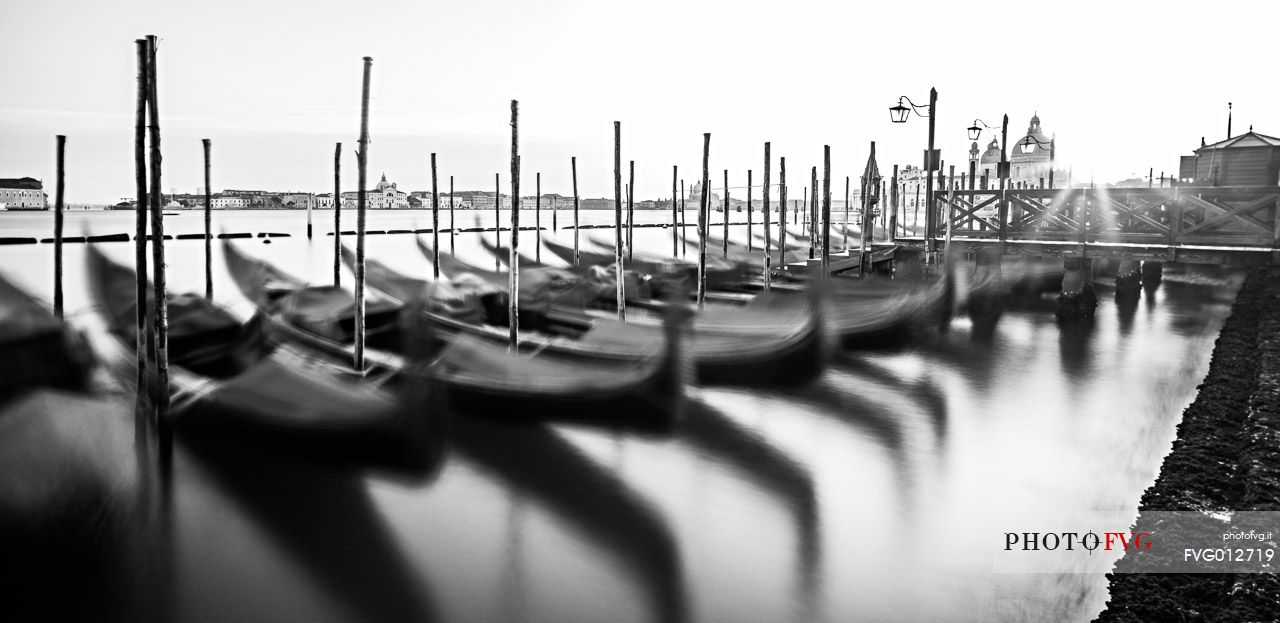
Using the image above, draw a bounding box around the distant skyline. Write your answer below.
[3,0,1277,204]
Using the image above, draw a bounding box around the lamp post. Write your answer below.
[968,115,1011,241]
[1019,133,1056,188]
[889,87,938,262]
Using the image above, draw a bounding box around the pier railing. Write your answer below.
[933,186,1280,249]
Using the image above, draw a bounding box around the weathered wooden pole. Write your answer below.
[133,39,150,399]
[552,192,557,232]
[145,35,169,417]
[201,139,212,300]
[333,142,342,286]
[353,56,372,372]
[449,175,455,255]
[627,160,635,260]
[509,101,520,349]
[697,133,711,307]
[843,175,850,251]
[822,146,831,276]
[799,187,805,226]
[747,169,754,252]
[763,142,772,291]
[860,143,875,273]
[680,179,687,256]
[945,163,956,255]
[722,169,729,258]
[535,171,541,263]
[778,158,788,268]
[431,153,440,279]
[494,173,501,271]
[890,164,899,242]
[571,156,580,266]
[671,165,679,257]
[614,122,625,319]
[809,168,818,260]
[53,135,65,319]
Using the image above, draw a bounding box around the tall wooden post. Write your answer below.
[778,158,788,268]
[809,168,817,260]
[627,160,635,260]
[860,143,875,269]
[449,175,455,255]
[133,39,150,400]
[722,169,729,257]
[822,146,831,276]
[923,87,938,262]
[535,172,541,263]
[509,101,520,348]
[145,35,169,417]
[698,133,710,308]
[747,169,753,252]
[494,173,501,271]
[800,187,805,227]
[944,164,956,258]
[571,156,580,266]
[53,135,65,319]
[431,153,440,278]
[844,175,850,251]
[353,56,372,372]
[671,165,679,257]
[614,122,625,319]
[203,138,212,300]
[680,180,687,256]
[763,142,772,291]
[998,114,1010,243]
[332,143,342,286]
[889,164,899,242]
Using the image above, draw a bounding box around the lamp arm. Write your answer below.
[897,95,933,118]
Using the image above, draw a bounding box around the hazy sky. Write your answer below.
[2,0,1276,203]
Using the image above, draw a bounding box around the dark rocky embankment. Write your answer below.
[1095,267,1280,622]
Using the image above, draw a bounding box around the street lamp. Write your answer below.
[889,88,938,257]
[1020,133,1057,188]
[967,119,1000,142]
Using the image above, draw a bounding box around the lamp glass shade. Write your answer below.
[889,104,910,123]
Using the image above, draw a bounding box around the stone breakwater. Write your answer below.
[1094,267,1280,622]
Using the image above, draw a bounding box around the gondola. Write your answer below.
[377,240,829,386]
[0,273,93,402]
[85,246,438,468]
[224,241,685,427]
[544,236,753,292]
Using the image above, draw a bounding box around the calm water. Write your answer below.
[1,210,1240,622]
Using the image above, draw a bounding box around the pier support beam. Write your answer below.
[1141,260,1163,289]
[1056,257,1097,320]
[968,247,1004,340]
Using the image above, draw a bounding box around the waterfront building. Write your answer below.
[1179,130,1280,186]
[339,174,410,209]
[211,194,250,209]
[0,177,48,210]
[281,193,315,210]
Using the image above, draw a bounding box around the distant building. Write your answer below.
[211,194,250,209]
[339,174,410,209]
[0,177,48,210]
[281,193,315,210]
[1179,130,1280,186]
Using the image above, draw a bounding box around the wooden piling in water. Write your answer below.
[353,56,372,372]
[494,173,501,271]
[697,133,711,308]
[627,160,634,261]
[809,168,817,260]
[431,153,440,279]
[671,165,679,257]
[799,187,804,226]
[535,171,541,263]
[763,142,771,291]
[860,142,875,275]
[680,179,686,256]
[571,156,580,266]
[133,39,150,401]
[333,142,342,287]
[509,101,520,349]
[843,175,850,251]
[822,146,831,277]
[747,170,753,252]
[614,122,625,320]
[890,165,899,242]
[53,135,65,319]
[722,169,729,258]
[145,35,169,417]
[778,158,787,268]
[449,175,455,255]
[203,138,212,300]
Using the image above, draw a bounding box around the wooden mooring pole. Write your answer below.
[571,156,580,266]
[778,157,787,269]
[353,56,372,372]
[146,34,169,418]
[680,180,687,256]
[449,175,455,255]
[763,142,771,291]
[671,165,679,257]
[809,167,817,260]
[431,153,440,279]
[698,133,710,308]
[722,169,729,258]
[535,172,541,263]
[627,160,635,261]
[494,173,501,271]
[509,101,520,349]
[843,175,850,251]
[133,39,150,400]
[203,138,212,300]
[333,142,341,286]
[614,122,625,320]
[822,146,831,276]
[889,165,898,243]
[747,169,753,252]
[53,135,65,319]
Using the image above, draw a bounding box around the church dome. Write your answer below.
[1011,113,1051,162]
[979,138,1002,164]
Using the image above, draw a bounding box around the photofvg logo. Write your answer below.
[993,511,1280,574]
